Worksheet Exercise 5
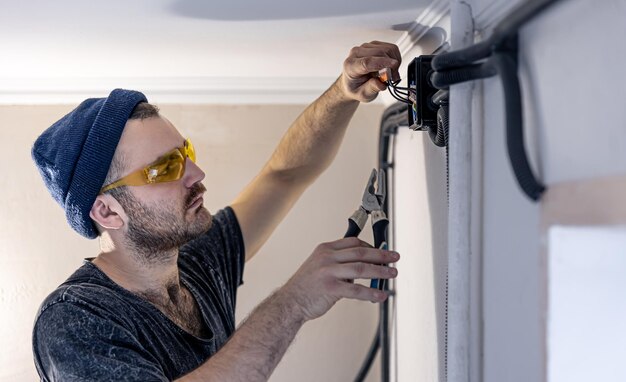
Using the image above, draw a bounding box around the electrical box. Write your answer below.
[407,55,438,131]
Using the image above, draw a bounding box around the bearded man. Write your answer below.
[31,41,401,381]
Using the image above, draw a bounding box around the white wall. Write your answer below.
[466,0,626,381]
[547,226,626,382]
[0,102,384,381]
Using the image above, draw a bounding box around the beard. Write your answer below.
[113,182,212,264]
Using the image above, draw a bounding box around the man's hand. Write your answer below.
[281,237,400,321]
[340,41,402,103]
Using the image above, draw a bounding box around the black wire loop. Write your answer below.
[427,0,567,201]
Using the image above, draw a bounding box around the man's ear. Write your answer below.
[90,194,125,230]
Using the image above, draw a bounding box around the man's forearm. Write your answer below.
[176,288,304,382]
[267,77,359,184]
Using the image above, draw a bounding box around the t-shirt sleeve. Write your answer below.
[33,302,169,382]
[181,206,246,296]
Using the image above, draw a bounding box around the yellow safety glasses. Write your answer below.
[100,139,196,194]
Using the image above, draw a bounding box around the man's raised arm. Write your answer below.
[231,41,402,260]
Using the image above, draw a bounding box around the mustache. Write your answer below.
[185,183,207,208]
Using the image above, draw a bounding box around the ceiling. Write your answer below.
[0,0,436,103]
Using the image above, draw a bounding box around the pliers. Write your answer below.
[344,168,389,290]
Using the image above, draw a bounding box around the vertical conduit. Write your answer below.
[447,1,475,381]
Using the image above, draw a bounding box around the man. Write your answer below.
[32,41,401,381]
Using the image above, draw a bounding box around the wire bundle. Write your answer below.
[384,79,414,105]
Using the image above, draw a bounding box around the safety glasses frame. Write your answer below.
[99,138,196,194]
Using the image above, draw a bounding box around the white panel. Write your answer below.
[393,128,448,381]
[548,226,626,382]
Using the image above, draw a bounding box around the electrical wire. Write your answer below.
[354,332,380,382]
[387,86,412,104]
[429,0,566,201]
[430,57,498,89]
[392,87,410,97]
[432,0,567,71]
[384,78,412,105]
[492,48,546,199]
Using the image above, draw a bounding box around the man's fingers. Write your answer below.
[344,56,399,77]
[325,237,373,250]
[335,281,388,303]
[330,262,398,280]
[366,77,387,92]
[333,247,400,264]
[357,42,402,63]
[364,77,387,99]
[349,46,395,60]
[359,41,402,61]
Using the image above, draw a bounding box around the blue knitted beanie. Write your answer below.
[32,89,147,239]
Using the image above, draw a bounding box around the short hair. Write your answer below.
[128,102,160,121]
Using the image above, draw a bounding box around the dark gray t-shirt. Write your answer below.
[32,207,245,381]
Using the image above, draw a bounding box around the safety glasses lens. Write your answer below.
[145,151,185,183]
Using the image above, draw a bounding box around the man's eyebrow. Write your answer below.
[152,147,178,162]
[136,140,185,168]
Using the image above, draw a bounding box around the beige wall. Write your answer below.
[0,103,384,381]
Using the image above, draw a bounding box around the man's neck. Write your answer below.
[92,247,182,303]
[93,246,210,337]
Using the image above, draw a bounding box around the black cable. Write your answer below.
[429,105,449,148]
[432,0,566,71]
[380,104,408,172]
[380,295,390,382]
[392,86,409,93]
[431,89,449,106]
[393,85,410,91]
[392,88,410,97]
[386,79,413,104]
[428,0,565,200]
[492,47,545,200]
[354,332,380,382]
[387,87,412,104]
[430,57,498,89]
[389,84,412,103]
[432,39,492,72]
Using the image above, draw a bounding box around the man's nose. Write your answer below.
[183,158,205,188]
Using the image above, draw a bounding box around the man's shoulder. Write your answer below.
[35,262,131,325]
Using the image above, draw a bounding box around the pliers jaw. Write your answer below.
[346,168,387,235]
[361,168,386,214]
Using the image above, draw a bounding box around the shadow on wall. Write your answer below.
[395,25,447,53]
[422,133,449,379]
[168,0,422,20]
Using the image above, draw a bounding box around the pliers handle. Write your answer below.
[344,207,368,238]
[370,210,389,289]
[344,169,389,290]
